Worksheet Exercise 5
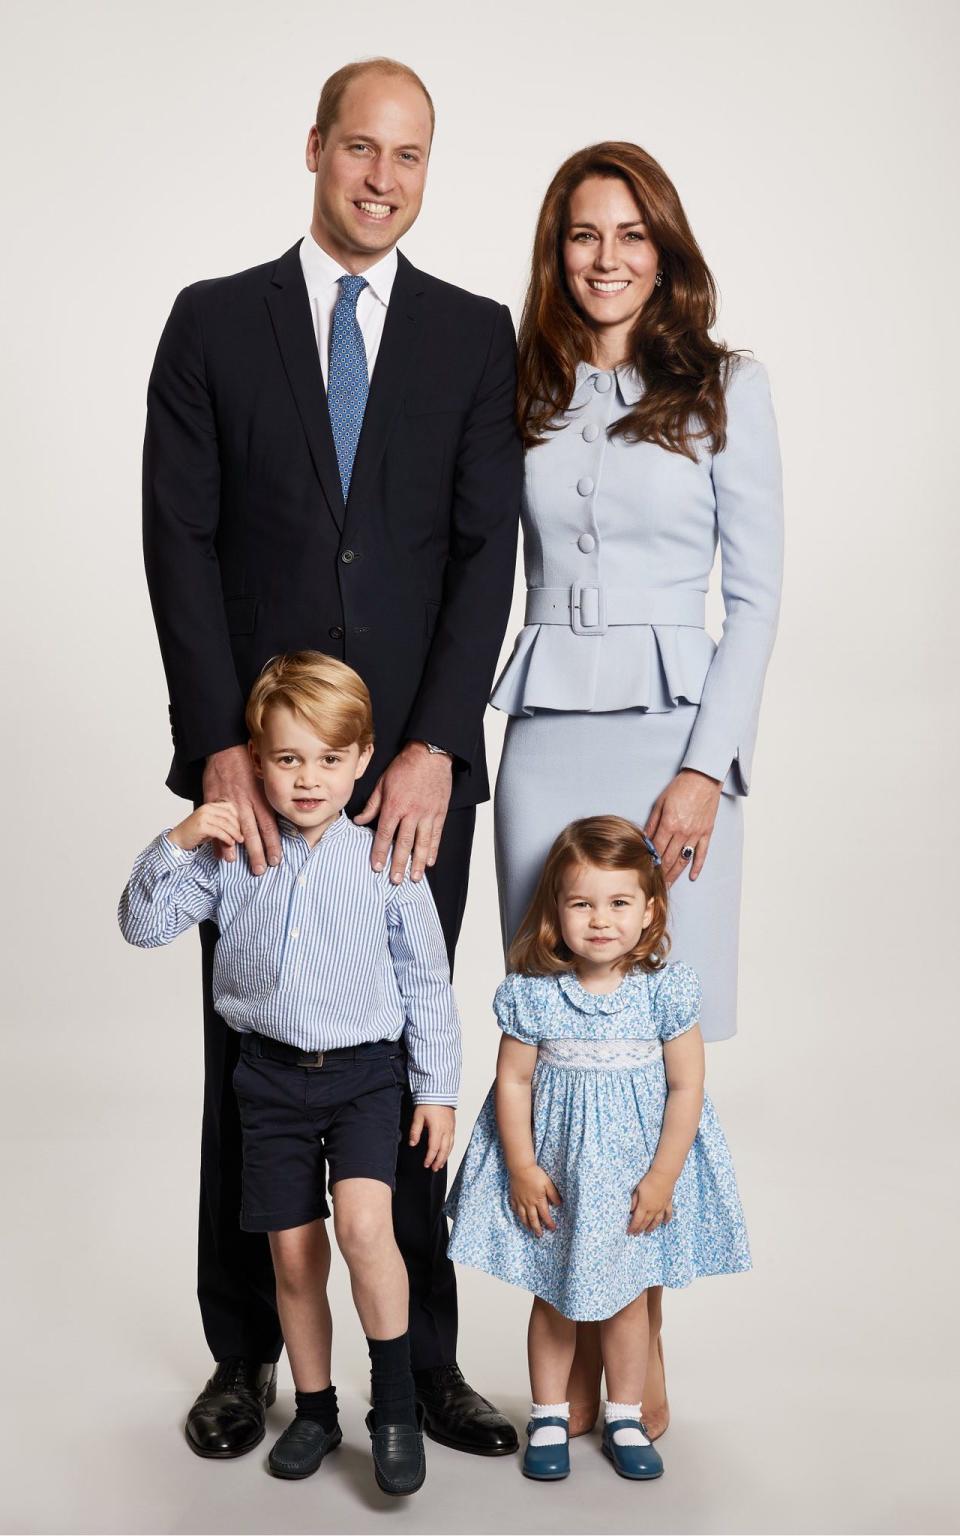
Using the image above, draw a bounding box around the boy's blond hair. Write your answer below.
[245,651,374,751]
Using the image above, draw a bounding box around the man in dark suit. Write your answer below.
[143,57,521,1460]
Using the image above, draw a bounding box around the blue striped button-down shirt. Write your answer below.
[119,811,461,1104]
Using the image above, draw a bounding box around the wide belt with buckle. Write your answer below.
[524,583,706,636]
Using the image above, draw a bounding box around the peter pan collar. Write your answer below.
[557,968,644,1014]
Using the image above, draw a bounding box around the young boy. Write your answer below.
[119,651,460,1497]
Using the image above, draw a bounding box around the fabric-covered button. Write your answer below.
[577,476,594,496]
[595,373,612,393]
[578,533,596,553]
[583,422,600,442]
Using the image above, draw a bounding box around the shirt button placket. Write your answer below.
[279,854,307,981]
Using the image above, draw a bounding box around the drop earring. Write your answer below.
[654,271,663,288]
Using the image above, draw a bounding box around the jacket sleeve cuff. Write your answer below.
[679,748,733,785]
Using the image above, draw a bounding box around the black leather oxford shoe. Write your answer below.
[364,1404,427,1496]
[414,1364,519,1456]
[268,1417,342,1478]
[184,1358,278,1459]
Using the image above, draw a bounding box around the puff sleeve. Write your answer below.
[651,963,703,1042]
[493,974,540,1045]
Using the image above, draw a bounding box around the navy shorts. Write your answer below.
[232,1034,407,1233]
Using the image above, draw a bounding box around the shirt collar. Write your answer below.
[299,230,398,309]
[277,808,349,843]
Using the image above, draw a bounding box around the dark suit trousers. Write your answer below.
[196,805,476,1369]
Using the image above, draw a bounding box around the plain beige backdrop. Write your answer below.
[1,1,958,1532]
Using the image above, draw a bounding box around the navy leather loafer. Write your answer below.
[521,1417,570,1480]
[268,1417,342,1478]
[365,1404,427,1496]
[601,1420,664,1479]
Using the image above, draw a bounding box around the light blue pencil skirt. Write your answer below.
[493,706,745,1042]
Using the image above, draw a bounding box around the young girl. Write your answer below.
[445,815,750,1482]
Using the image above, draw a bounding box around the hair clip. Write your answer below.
[640,831,661,867]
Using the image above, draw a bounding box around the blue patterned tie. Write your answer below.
[328,274,369,501]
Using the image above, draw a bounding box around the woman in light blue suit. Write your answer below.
[492,143,783,1437]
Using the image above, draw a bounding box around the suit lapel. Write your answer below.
[343,252,424,534]
[265,242,346,532]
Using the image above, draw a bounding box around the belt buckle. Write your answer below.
[300,1050,324,1070]
[570,581,607,636]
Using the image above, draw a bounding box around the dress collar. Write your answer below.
[557,968,644,1015]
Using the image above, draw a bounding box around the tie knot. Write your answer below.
[337,274,368,307]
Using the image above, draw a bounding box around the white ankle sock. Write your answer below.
[605,1400,650,1447]
[529,1401,569,1447]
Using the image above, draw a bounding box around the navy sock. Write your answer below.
[294,1385,339,1431]
[367,1333,418,1430]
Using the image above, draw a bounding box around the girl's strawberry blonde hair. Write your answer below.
[507,815,670,978]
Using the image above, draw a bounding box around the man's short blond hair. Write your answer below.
[315,57,435,144]
[246,651,374,751]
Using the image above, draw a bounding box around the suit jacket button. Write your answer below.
[329,626,344,640]
[341,549,355,563]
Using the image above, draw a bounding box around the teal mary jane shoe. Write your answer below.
[521,1417,570,1480]
[601,1420,664,1480]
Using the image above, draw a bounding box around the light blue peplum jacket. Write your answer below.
[490,356,784,795]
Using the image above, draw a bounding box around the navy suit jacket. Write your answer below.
[143,241,522,807]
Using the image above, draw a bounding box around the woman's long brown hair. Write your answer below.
[517,141,739,458]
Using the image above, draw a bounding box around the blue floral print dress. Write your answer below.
[445,963,751,1321]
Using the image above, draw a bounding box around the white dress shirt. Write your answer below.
[299,230,398,386]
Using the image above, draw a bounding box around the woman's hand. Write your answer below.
[644,768,723,885]
[509,1164,563,1237]
[169,799,244,854]
[628,1169,675,1235]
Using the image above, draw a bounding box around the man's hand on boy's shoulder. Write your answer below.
[168,799,244,854]
[203,745,281,875]
[408,1103,456,1172]
[354,741,453,885]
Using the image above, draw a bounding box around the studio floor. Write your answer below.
[3,1005,957,1536]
